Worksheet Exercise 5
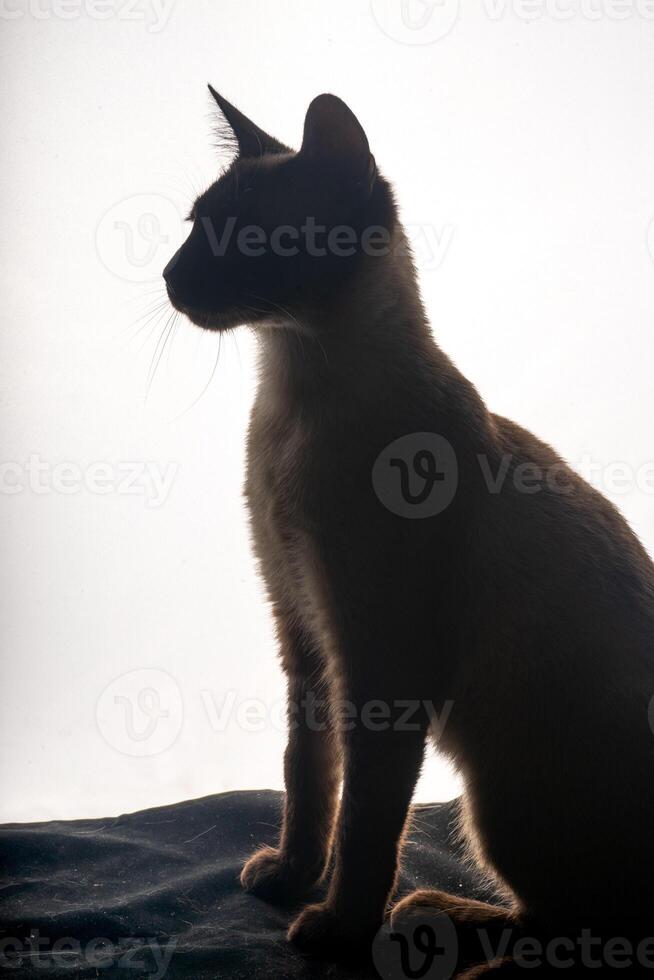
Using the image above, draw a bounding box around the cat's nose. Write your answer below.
[163,250,181,293]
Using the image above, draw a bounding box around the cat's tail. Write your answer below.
[390,888,520,975]
[391,892,654,976]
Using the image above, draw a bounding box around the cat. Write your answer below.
[164,88,654,975]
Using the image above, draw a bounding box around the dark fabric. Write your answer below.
[0,790,493,978]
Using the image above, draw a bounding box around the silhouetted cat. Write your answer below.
[164,89,654,976]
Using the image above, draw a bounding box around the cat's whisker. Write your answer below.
[241,301,305,352]
[117,288,165,315]
[248,293,300,327]
[137,306,172,355]
[123,302,172,348]
[145,309,177,402]
[123,298,170,334]
[143,315,170,384]
[165,311,181,375]
[131,290,168,307]
[133,284,168,297]
[228,326,242,375]
[247,292,328,366]
[309,330,328,367]
[168,329,223,422]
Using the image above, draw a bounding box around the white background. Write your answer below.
[1,0,653,823]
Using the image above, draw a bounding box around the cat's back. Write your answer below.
[479,412,654,674]
[489,412,654,590]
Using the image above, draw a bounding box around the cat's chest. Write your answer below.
[253,412,313,514]
[246,406,321,559]
[246,406,336,639]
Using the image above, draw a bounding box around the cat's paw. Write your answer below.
[240,846,318,904]
[287,901,377,957]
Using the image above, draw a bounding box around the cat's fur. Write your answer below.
[164,90,654,972]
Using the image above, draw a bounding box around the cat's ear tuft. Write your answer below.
[300,94,376,193]
[207,85,289,159]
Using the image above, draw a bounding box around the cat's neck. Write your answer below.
[255,226,442,414]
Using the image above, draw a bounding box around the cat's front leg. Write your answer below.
[288,708,426,953]
[241,619,340,903]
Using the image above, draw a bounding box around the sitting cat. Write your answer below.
[164,88,654,974]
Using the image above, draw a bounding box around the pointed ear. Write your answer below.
[208,85,289,158]
[299,94,376,193]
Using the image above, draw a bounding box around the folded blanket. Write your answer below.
[0,790,493,978]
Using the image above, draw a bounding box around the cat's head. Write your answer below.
[163,89,395,331]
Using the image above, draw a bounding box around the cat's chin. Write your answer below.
[169,300,242,332]
[185,310,238,331]
[172,301,289,334]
